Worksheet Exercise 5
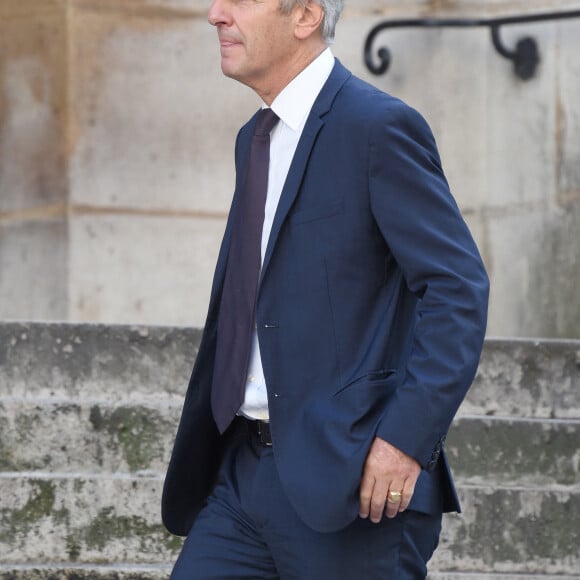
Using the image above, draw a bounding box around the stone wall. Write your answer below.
[0,322,578,578]
[1,0,580,336]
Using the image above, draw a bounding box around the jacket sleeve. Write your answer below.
[368,100,490,470]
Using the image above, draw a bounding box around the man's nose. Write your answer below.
[208,0,228,26]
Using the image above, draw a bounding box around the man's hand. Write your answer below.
[359,436,421,523]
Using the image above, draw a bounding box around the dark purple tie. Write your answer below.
[211,108,280,433]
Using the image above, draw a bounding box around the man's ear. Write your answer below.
[294,0,325,40]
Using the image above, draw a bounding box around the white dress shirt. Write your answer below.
[238,48,335,421]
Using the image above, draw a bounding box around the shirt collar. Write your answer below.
[265,48,335,132]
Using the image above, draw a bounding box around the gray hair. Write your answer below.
[279,0,344,42]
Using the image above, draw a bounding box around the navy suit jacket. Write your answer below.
[162,60,489,536]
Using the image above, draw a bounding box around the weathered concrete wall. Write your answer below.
[0,1,69,320]
[1,0,580,335]
[0,322,578,578]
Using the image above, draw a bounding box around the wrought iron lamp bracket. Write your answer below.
[364,10,580,81]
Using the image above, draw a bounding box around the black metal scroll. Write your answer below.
[364,10,580,80]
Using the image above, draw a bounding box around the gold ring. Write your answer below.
[387,490,402,502]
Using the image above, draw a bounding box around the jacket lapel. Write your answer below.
[259,60,351,285]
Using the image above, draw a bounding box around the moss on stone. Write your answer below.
[449,489,580,567]
[448,418,580,486]
[89,405,165,472]
[15,411,35,445]
[83,506,180,555]
[0,479,69,543]
[65,533,82,562]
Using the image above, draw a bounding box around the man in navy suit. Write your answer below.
[163,0,489,577]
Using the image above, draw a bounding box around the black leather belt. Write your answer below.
[239,416,273,446]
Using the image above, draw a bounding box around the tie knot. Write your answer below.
[254,108,279,136]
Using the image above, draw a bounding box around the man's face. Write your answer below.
[208,0,300,95]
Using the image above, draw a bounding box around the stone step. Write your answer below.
[0,475,177,564]
[461,339,580,419]
[0,476,578,575]
[1,399,578,487]
[0,322,200,402]
[0,400,179,474]
[428,575,580,580]
[5,567,577,578]
[0,565,170,580]
[446,415,580,487]
[1,323,579,418]
[431,487,580,575]
[1,323,579,577]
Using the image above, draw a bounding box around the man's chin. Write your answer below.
[220,62,245,84]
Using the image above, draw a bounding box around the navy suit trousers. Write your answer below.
[170,422,442,579]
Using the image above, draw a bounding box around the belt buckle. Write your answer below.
[256,421,272,447]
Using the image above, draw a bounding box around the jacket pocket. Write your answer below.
[333,369,398,399]
[289,201,344,226]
